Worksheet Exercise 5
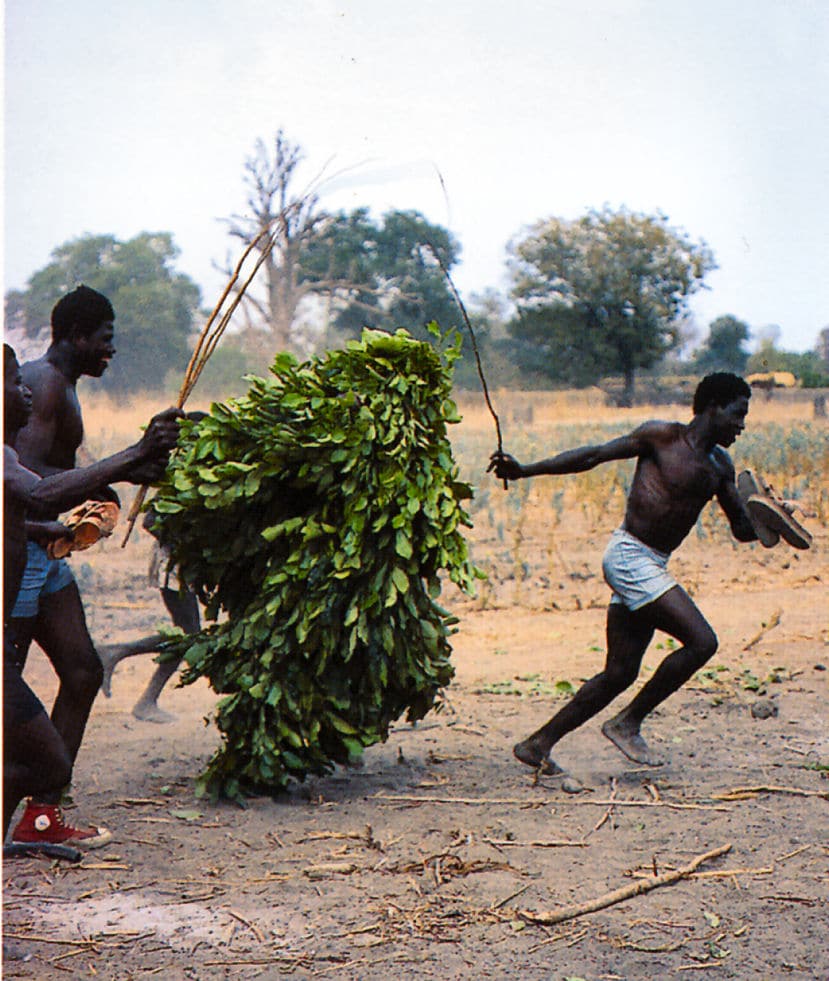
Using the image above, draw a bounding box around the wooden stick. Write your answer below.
[483,838,587,849]
[518,843,732,926]
[711,785,829,801]
[120,229,276,546]
[372,793,730,812]
[742,609,781,650]
[592,776,618,833]
[491,882,533,910]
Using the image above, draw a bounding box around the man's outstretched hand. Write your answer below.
[488,450,524,482]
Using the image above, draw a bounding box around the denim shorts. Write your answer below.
[9,542,75,619]
[602,528,677,612]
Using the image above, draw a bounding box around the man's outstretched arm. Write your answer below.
[488,423,664,480]
[9,409,182,513]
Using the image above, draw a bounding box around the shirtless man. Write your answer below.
[3,343,181,847]
[6,285,172,837]
[488,372,756,773]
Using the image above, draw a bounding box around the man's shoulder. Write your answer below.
[632,419,685,442]
[22,358,71,403]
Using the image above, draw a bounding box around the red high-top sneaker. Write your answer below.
[12,802,112,849]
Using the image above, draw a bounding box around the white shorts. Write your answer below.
[602,528,677,612]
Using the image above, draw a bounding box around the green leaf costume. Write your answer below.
[150,326,480,800]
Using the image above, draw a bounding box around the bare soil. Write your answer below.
[3,503,828,981]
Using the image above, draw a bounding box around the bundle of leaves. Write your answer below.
[150,325,480,800]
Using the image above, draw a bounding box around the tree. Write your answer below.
[816,326,829,370]
[308,209,462,342]
[5,233,201,393]
[507,207,716,405]
[222,131,463,358]
[222,130,328,352]
[694,315,751,373]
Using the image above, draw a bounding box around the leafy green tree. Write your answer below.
[5,233,201,393]
[308,208,462,342]
[507,206,716,405]
[694,315,751,373]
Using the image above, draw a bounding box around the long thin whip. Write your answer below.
[426,243,507,488]
[121,228,277,546]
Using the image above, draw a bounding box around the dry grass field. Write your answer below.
[4,383,828,980]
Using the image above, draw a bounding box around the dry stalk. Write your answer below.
[483,838,587,849]
[226,908,265,943]
[518,843,732,926]
[742,609,782,650]
[121,228,276,546]
[711,784,829,801]
[372,793,729,812]
[592,776,618,833]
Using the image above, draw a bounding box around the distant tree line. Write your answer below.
[6,129,828,397]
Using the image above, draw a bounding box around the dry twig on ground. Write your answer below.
[518,843,732,926]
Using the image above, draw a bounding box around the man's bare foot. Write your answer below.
[513,739,565,775]
[601,718,664,766]
[132,702,176,724]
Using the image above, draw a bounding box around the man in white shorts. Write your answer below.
[489,372,758,774]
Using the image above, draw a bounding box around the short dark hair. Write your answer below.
[693,372,751,414]
[4,342,18,367]
[51,286,114,342]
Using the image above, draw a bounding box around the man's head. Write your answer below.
[693,372,752,447]
[4,343,33,440]
[51,285,116,377]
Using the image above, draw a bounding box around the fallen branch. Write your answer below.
[518,843,732,926]
[372,793,729,812]
[483,838,587,849]
[631,865,773,880]
[711,785,829,801]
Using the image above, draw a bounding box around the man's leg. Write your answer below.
[4,658,109,850]
[132,588,199,722]
[602,585,717,764]
[29,581,103,778]
[99,633,169,697]
[4,712,72,838]
[514,603,655,771]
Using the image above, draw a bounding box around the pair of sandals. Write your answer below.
[737,470,812,550]
[46,501,121,559]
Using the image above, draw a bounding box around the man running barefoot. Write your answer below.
[488,373,756,774]
[98,517,201,724]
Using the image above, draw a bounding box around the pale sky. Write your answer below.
[4,0,828,352]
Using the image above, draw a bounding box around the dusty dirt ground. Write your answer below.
[3,387,829,980]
